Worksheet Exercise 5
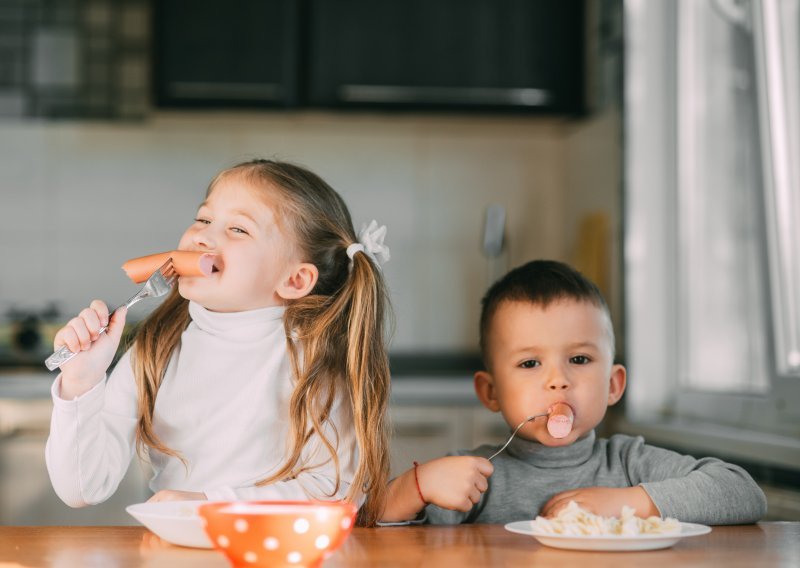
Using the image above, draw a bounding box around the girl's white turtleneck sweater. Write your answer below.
[45,301,358,507]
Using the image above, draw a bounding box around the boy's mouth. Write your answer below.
[546,402,575,439]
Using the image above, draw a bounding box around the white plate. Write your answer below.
[504,520,712,551]
[126,500,212,549]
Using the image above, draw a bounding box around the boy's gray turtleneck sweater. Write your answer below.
[424,430,767,525]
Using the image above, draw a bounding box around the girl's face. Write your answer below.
[177,173,301,312]
[476,299,626,446]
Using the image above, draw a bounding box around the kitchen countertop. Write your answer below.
[0,523,797,567]
[0,369,479,405]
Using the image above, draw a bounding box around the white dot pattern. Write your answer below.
[315,535,330,550]
[287,551,302,564]
[341,517,352,530]
[264,537,279,550]
[294,518,310,534]
[217,535,230,548]
[244,551,258,563]
[235,519,249,533]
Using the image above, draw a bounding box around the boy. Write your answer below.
[381,260,767,524]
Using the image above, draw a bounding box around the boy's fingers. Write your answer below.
[475,457,494,477]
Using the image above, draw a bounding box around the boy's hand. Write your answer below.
[417,456,494,512]
[54,300,127,399]
[539,486,659,519]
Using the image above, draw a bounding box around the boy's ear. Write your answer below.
[607,364,627,406]
[276,262,319,300]
[474,370,501,412]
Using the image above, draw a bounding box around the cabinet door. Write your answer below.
[154,0,301,107]
[307,0,584,112]
[389,406,471,478]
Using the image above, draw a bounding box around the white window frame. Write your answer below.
[623,0,800,469]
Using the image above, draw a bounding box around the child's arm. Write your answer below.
[553,435,768,524]
[539,486,659,519]
[46,348,139,507]
[380,456,494,523]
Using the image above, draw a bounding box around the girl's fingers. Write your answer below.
[475,475,488,493]
[106,306,127,342]
[54,327,80,354]
[67,317,92,351]
[89,299,110,327]
[79,308,103,342]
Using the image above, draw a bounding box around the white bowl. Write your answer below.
[126,500,213,548]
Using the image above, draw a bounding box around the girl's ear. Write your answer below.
[474,370,501,412]
[607,364,627,406]
[276,262,319,300]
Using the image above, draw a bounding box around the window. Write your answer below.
[625,0,800,445]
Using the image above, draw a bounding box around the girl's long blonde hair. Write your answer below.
[130,159,392,526]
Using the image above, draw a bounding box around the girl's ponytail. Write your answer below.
[230,159,393,526]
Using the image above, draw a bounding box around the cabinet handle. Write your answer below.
[393,423,449,437]
[168,82,283,100]
[338,85,550,106]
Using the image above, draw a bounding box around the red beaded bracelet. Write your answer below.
[412,461,427,505]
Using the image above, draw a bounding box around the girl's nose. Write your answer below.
[193,226,216,249]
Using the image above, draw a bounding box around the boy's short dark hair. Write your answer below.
[479,259,612,367]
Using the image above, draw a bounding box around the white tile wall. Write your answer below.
[0,110,619,351]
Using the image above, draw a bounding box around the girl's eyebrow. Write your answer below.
[195,203,259,225]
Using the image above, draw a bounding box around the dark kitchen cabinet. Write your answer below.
[153,0,302,107]
[306,0,585,113]
[153,0,585,114]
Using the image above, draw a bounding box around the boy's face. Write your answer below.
[474,299,626,446]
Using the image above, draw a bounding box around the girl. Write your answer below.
[46,159,392,526]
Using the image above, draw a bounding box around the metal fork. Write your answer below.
[487,412,549,461]
[44,259,177,371]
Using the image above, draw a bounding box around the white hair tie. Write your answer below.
[347,220,391,270]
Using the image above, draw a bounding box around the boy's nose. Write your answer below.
[545,369,570,390]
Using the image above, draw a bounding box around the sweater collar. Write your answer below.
[506,429,597,468]
[188,301,286,338]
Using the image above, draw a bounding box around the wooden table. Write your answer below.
[0,523,798,567]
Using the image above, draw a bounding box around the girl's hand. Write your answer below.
[539,486,659,519]
[147,490,206,503]
[54,301,127,399]
[418,456,494,512]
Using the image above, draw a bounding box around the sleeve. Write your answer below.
[203,393,360,504]
[44,351,140,507]
[618,435,767,524]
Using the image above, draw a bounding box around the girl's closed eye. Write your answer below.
[195,217,211,225]
[229,226,249,235]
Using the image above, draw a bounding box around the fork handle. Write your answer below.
[42,299,134,372]
[45,344,84,371]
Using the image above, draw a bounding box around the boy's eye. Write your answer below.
[519,360,540,369]
[570,355,591,365]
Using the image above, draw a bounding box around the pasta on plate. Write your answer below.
[531,501,681,537]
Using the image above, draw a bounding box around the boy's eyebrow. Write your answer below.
[509,341,600,356]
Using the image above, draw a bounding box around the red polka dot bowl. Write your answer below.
[198,500,358,567]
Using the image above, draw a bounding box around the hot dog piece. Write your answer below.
[547,402,574,438]
[122,250,215,283]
